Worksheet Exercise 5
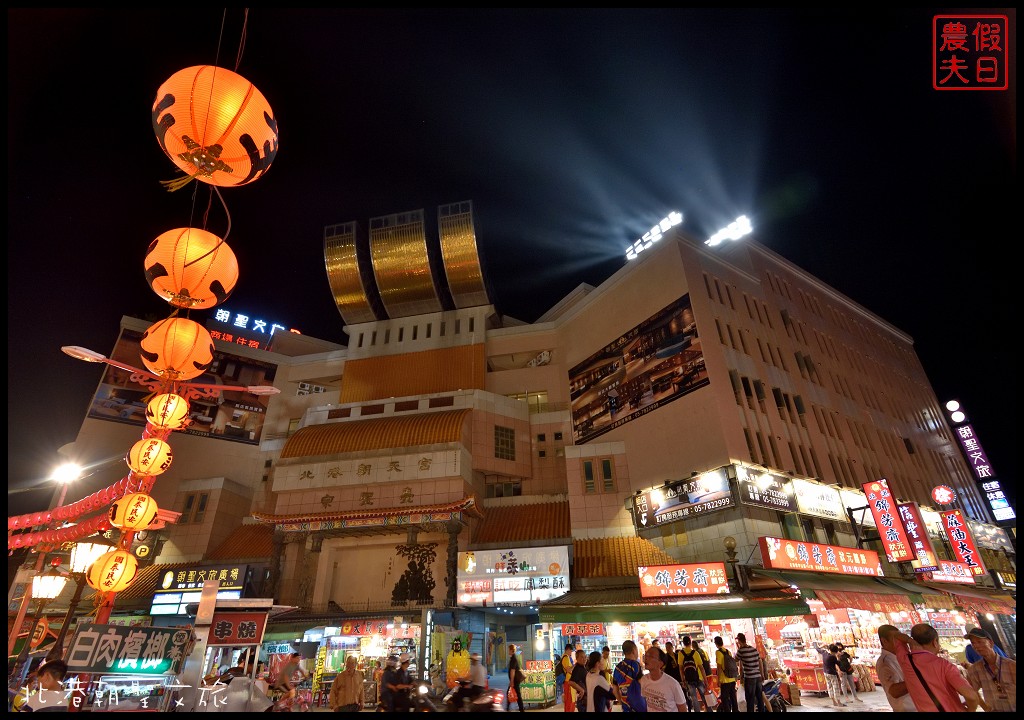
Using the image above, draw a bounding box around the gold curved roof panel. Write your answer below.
[438,201,490,308]
[324,221,377,324]
[280,408,471,459]
[369,209,442,318]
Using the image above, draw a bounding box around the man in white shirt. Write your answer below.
[640,646,688,712]
[876,624,917,712]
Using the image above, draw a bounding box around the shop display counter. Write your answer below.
[785,662,828,694]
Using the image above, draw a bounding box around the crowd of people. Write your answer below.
[549,621,1015,713]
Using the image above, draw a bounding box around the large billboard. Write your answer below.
[456,546,570,606]
[569,295,708,444]
[87,328,277,445]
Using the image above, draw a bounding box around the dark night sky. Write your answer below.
[8,9,1016,517]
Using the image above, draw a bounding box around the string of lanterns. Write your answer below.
[8,41,279,599]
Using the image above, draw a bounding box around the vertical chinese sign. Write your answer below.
[940,509,987,576]
[897,502,939,573]
[862,479,915,563]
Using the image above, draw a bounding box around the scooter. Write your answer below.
[441,680,505,712]
[761,679,787,713]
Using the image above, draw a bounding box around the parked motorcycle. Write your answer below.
[762,679,788,713]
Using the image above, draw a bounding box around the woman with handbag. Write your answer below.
[507,644,526,712]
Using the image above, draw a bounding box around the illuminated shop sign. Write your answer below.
[638,562,729,598]
[940,509,986,576]
[207,611,268,646]
[206,308,292,351]
[561,624,606,636]
[897,502,940,573]
[926,559,977,585]
[155,565,249,592]
[791,479,844,521]
[946,402,1015,525]
[736,466,795,512]
[862,479,915,563]
[632,467,733,530]
[759,536,883,576]
[66,624,190,676]
[625,211,682,261]
[456,546,570,606]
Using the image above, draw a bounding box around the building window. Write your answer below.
[539,450,547,458]
[822,521,840,546]
[554,431,563,441]
[485,480,522,498]
[494,426,516,460]
[182,492,209,524]
[582,458,616,494]
[537,433,546,442]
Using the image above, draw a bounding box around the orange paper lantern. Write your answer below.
[145,393,191,430]
[86,549,139,593]
[152,65,279,188]
[126,438,174,476]
[109,493,160,530]
[140,317,214,380]
[145,228,238,309]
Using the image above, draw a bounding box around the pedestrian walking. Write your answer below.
[640,646,688,712]
[836,643,862,703]
[569,648,589,712]
[678,635,711,711]
[714,636,739,713]
[875,624,917,712]
[612,640,647,713]
[561,644,577,712]
[584,650,614,712]
[507,643,526,712]
[735,633,765,713]
[964,627,1016,712]
[895,623,983,712]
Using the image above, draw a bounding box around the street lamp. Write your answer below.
[10,564,69,686]
[7,464,82,659]
[49,535,116,661]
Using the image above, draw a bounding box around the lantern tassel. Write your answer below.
[160,174,197,192]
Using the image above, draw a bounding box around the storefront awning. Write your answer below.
[538,587,809,623]
[750,569,915,614]
[920,583,1016,616]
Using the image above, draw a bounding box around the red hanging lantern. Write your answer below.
[86,549,139,593]
[145,228,238,309]
[126,438,174,477]
[140,317,214,380]
[109,492,160,530]
[145,393,191,430]
[152,65,279,188]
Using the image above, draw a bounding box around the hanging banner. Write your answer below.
[897,502,939,573]
[759,536,883,576]
[861,479,914,563]
[638,562,730,597]
[940,509,986,577]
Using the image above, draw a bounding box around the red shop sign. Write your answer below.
[897,502,940,573]
[208,611,268,646]
[638,563,729,598]
[940,509,986,576]
[561,623,605,636]
[862,479,914,563]
[759,536,882,576]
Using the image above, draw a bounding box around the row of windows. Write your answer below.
[180,492,209,524]
[356,317,476,348]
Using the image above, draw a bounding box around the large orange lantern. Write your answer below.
[140,317,214,380]
[86,549,139,593]
[152,65,279,188]
[126,438,174,476]
[109,493,160,530]
[145,393,191,430]
[145,228,238,309]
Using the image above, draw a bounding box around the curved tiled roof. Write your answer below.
[573,536,676,579]
[280,409,471,459]
[471,501,570,544]
[115,561,192,600]
[206,523,275,561]
[253,495,484,524]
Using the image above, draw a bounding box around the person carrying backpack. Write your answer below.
[679,635,711,711]
[714,636,739,712]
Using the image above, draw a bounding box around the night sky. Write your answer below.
[8,9,1016,517]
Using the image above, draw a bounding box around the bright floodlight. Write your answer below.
[62,345,107,362]
[706,215,753,247]
[52,462,83,485]
[945,400,960,412]
[246,385,282,396]
[950,411,966,424]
